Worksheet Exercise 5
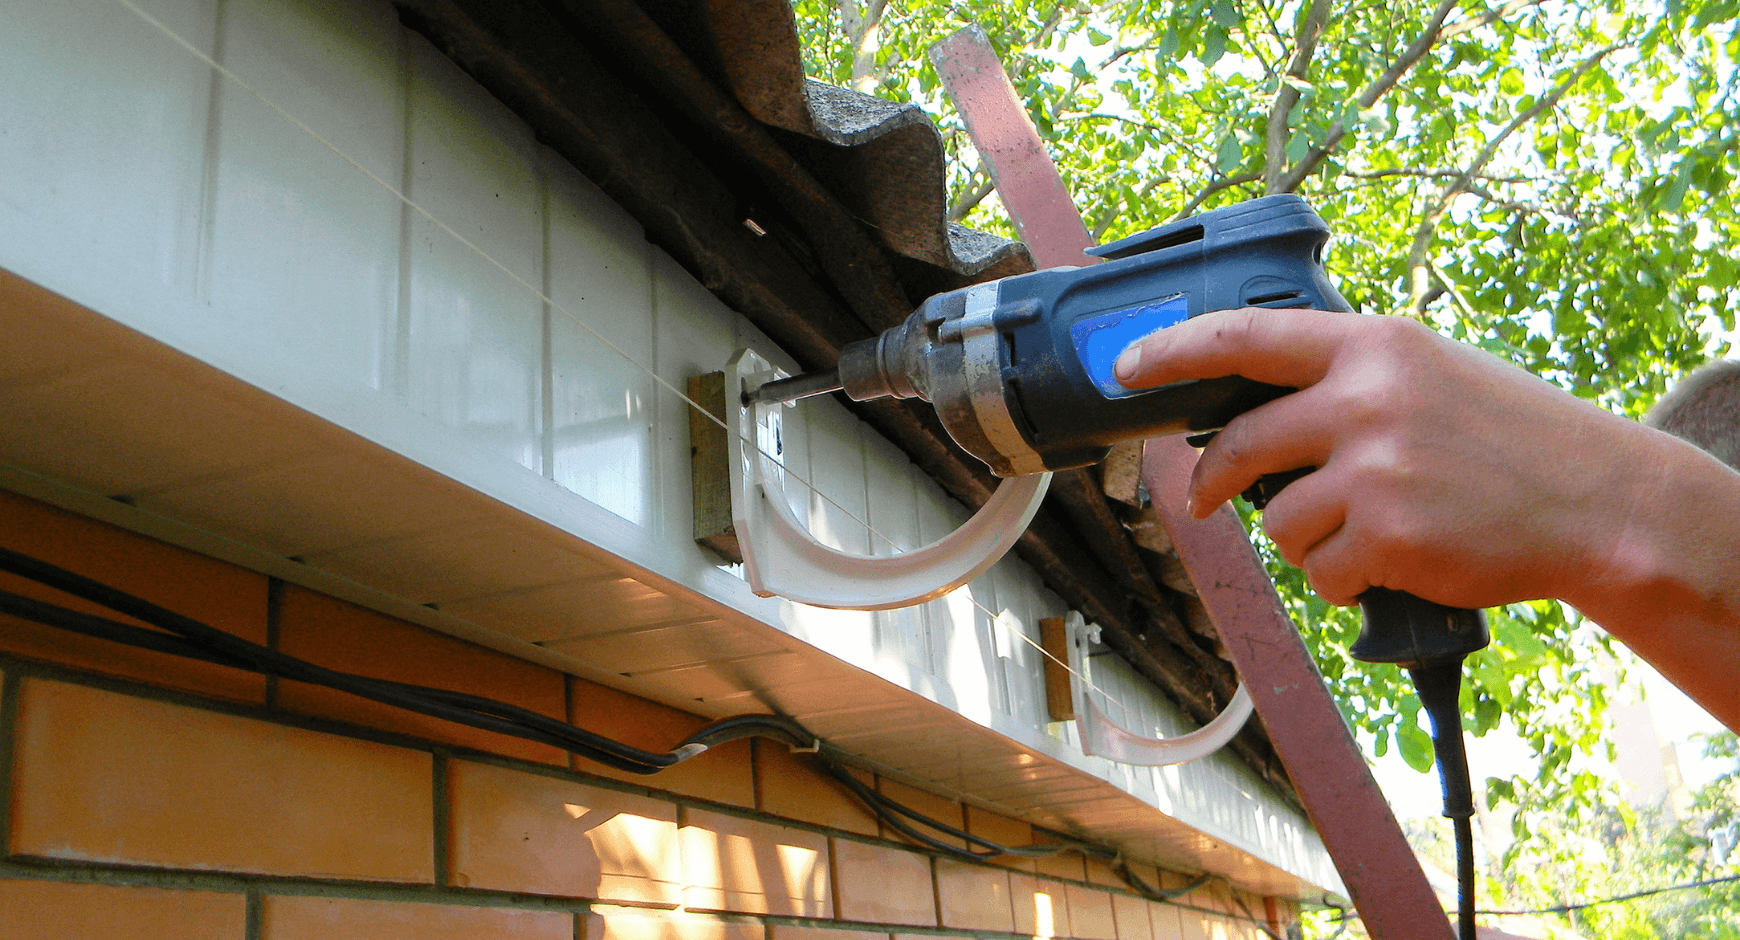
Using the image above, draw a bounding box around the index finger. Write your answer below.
[1112,307,1364,392]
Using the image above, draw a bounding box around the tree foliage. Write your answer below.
[1485,731,1740,938]
[791,0,1740,931]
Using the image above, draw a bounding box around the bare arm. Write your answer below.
[1114,308,1740,729]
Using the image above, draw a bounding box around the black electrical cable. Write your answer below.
[0,546,694,774]
[0,583,680,772]
[1476,873,1740,916]
[811,756,1216,903]
[818,754,1074,858]
[1310,873,1740,934]
[1411,661,1478,940]
[0,545,1227,908]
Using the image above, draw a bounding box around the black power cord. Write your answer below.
[0,546,1241,910]
[1348,588,1490,940]
[1412,661,1479,940]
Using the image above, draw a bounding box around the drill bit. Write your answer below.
[743,368,842,406]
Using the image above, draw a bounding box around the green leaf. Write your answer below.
[1201,26,1226,66]
[1156,29,1179,59]
[1493,618,1549,661]
[1216,133,1242,172]
[1396,721,1436,773]
[1286,129,1310,162]
[1210,0,1239,27]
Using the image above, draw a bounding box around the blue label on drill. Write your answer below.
[1070,296,1189,399]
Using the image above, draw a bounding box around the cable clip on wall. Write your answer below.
[723,348,1050,610]
[1063,612,1252,766]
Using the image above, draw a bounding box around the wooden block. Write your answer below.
[687,372,741,563]
[1039,616,1074,722]
[1099,442,1148,506]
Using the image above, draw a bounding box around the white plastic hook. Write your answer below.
[726,349,1051,610]
[1065,612,1252,766]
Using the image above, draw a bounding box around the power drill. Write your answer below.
[752,193,1490,934]
[752,193,1486,666]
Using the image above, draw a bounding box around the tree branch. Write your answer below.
[1275,0,1460,192]
[1170,171,1263,222]
[837,0,888,93]
[1263,0,1334,193]
[1346,167,1529,184]
[1404,44,1620,314]
[948,170,997,221]
[1439,0,1545,40]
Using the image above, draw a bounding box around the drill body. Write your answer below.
[835,194,1349,476]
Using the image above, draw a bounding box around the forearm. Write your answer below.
[1567,422,1740,730]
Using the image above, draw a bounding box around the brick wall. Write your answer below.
[0,489,1296,940]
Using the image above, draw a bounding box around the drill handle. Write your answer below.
[1242,469,1491,667]
[1352,587,1490,668]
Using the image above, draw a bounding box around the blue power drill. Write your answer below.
[751,193,1488,671]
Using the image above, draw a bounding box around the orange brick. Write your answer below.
[830,837,936,927]
[0,879,245,940]
[933,859,1012,933]
[446,759,680,904]
[1229,889,1266,922]
[1066,884,1119,940]
[1086,857,1128,889]
[1034,842,1087,883]
[1112,893,1155,940]
[768,927,889,940]
[1122,861,1163,895]
[582,906,763,940]
[1148,901,1185,940]
[962,805,1036,872]
[753,739,877,835]
[260,896,569,940]
[567,677,754,807]
[0,489,267,702]
[1010,872,1068,938]
[875,778,963,849]
[274,586,567,765]
[680,807,831,917]
[10,679,433,881]
[1175,908,1211,940]
[1201,881,1234,916]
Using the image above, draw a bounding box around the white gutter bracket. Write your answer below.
[726,349,1051,611]
[1065,612,1253,766]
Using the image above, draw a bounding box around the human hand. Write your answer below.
[1110,307,1668,611]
